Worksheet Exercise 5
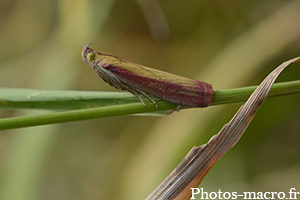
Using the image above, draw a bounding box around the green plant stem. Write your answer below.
[0,80,300,130]
[212,80,300,105]
[0,101,176,130]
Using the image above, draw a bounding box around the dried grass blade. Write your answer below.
[146,57,300,200]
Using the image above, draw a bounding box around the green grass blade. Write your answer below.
[0,101,176,130]
[0,89,159,109]
[0,80,300,130]
[1,80,300,110]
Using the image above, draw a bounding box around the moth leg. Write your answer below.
[127,89,146,106]
[137,90,159,110]
[176,105,181,111]
[167,105,181,115]
[127,88,158,110]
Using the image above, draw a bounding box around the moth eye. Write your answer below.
[86,52,95,61]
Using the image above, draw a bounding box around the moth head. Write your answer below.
[81,42,94,63]
[86,52,95,61]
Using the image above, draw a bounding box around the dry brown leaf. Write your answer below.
[146,56,300,200]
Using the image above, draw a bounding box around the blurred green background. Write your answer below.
[1,0,300,199]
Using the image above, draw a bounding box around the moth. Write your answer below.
[81,42,213,110]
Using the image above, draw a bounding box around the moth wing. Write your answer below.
[108,56,199,88]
